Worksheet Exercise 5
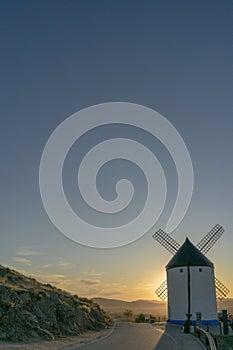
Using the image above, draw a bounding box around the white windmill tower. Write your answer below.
[153,225,229,327]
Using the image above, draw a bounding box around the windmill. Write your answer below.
[153,224,229,326]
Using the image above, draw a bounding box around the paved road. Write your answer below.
[71,322,170,350]
[71,322,204,350]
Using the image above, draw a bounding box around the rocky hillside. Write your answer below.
[0,265,111,341]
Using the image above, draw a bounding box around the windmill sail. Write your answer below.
[155,280,167,301]
[152,229,180,255]
[215,277,230,300]
[196,224,224,254]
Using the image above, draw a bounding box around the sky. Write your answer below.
[0,0,233,301]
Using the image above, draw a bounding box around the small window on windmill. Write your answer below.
[199,268,202,272]
[180,269,183,272]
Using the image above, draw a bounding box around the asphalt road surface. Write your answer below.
[71,322,205,350]
[72,322,169,350]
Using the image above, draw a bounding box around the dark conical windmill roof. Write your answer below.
[166,238,214,270]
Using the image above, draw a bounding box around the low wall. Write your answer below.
[213,335,233,350]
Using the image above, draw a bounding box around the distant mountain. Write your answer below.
[92,297,167,317]
[93,297,233,318]
[217,299,233,314]
[0,265,111,341]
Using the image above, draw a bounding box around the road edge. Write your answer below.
[68,322,117,349]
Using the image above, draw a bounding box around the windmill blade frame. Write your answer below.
[155,280,167,301]
[215,277,230,300]
[196,224,224,255]
[152,229,180,255]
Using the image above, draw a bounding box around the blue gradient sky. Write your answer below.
[1,0,232,300]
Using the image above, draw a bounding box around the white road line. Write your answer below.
[69,322,117,349]
[191,334,207,350]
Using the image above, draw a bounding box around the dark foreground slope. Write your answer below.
[0,265,111,341]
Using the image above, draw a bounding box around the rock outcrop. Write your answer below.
[0,265,111,341]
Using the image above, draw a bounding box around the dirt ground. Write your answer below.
[0,327,112,350]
